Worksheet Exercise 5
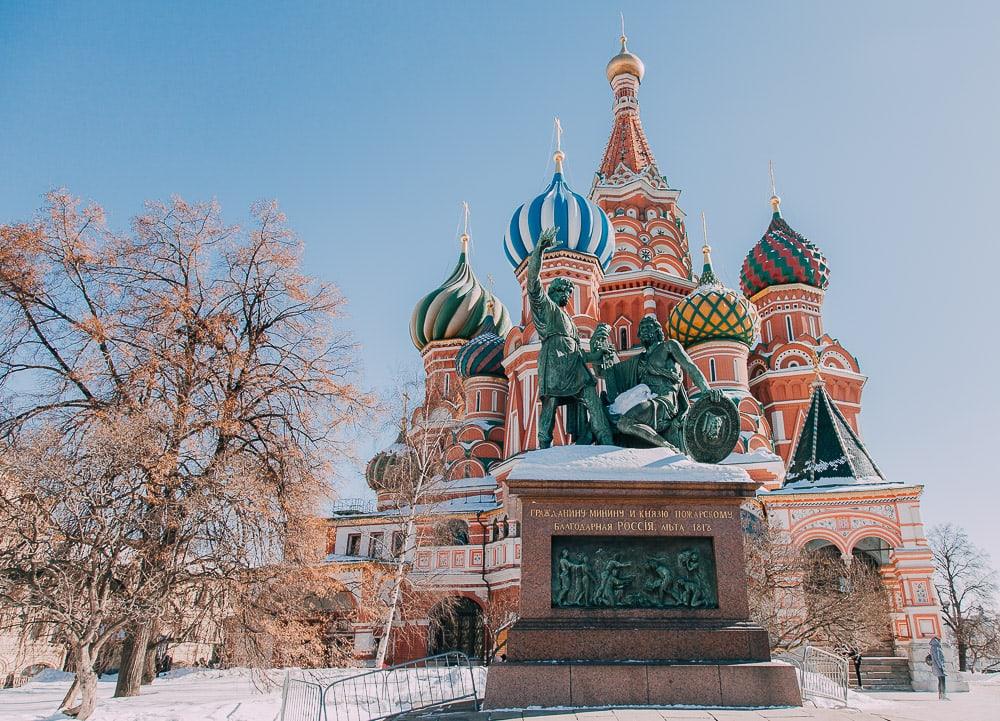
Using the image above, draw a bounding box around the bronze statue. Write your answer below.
[525,226,737,461]
[602,315,724,453]
[526,227,614,448]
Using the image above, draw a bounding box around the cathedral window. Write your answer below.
[368,532,384,558]
[709,358,717,382]
[785,315,794,340]
[444,374,450,397]
[475,393,481,412]
[392,531,405,558]
[808,316,817,337]
[615,208,625,216]
[491,391,498,412]
[765,320,772,343]
[346,533,361,556]
[771,411,785,441]
[733,358,740,382]
[434,520,470,546]
[619,327,629,350]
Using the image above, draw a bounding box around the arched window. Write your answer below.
[475,393,481,413]
[444,374,450,397]
[619,327,629,350]
[765,320,772,343]
[709,358,717,382]
[433,519,470,546]
[852,537,893,567]
[428,597,485,661]
[785,315,794,340]
[733,358,740,382]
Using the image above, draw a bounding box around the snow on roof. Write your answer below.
[721,448,783,465]
[508,445,751,483]
[764,479,916,496]
[334,495,501,521]
[323,553,372,564]
[440,475,498,491]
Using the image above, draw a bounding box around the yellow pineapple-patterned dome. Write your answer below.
[668,246,760,348]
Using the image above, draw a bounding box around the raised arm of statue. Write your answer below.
[666,338,723,401]
[526,227,559,307]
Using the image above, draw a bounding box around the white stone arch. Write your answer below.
[774,349,813,370]
[820,350,853,371]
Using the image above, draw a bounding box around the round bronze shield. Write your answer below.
[683,395,740,464]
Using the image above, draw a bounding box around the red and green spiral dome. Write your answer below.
[740,210,830,297]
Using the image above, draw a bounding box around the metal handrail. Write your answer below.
[280,652,481,721]
[776,644,849,706]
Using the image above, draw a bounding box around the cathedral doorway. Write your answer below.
[427,597,484,661]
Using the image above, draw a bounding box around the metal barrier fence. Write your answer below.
[776,644,849,706]
[280,652,481,721]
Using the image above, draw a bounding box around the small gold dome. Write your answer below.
[606,35,645,83]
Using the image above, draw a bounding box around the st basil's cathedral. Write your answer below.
[324,32,946,691]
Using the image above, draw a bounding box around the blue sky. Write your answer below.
[2,2,998,566]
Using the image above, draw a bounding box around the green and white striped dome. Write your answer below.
[410,240,513,351]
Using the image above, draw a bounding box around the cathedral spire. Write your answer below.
[597,29,658,183]
[769,160,782,217]
[553,117,565,174]
[699,211,719,285]
[460,200,470,254]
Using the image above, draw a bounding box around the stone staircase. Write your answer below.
[849,655,913,691]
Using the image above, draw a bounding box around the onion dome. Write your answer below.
[365,432,413,491]
[668,245,761,348]
[410,235,513,351]
[455,307,507,379]
[503,149,614,270]
[606,34,645,82]
[740,196,831,297]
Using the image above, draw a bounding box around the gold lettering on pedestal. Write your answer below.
[531,506,733,526]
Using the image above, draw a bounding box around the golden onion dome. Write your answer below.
[668,246,761,348]
[606,35,645,83]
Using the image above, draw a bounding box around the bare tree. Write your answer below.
[965,609,1000,672]
[0,417,170,718]
[219,566,356,670]
[481,590,519,664]
[929,523,999,671]
[745,529,891,654]
[368,385,454,667]
[0,191,368,697]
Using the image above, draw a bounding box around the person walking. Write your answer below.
[929,636,948,699]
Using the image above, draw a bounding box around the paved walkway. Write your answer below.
[414,680,1000,721]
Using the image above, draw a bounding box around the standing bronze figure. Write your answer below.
[526,228,614,448]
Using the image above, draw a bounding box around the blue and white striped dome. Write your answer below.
[503,170,614,270]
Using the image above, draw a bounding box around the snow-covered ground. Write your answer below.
[2,667,999,721]
[0,666,485,721]
[1,669,285,721]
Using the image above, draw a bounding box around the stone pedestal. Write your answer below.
[485,446,801,709]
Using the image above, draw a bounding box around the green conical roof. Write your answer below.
[784,379,886,487]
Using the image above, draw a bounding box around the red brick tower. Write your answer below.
[741,193,866,463]
[591,31,697,353]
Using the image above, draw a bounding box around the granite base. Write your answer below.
[505,617,771,662]
[484,660,802,708]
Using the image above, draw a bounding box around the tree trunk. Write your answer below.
[141,620,161,685]
[65,646,98,720]
[958,641,968,671]
[375,520,414,667]
[59,676,79,710]
[114,622,152,697]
